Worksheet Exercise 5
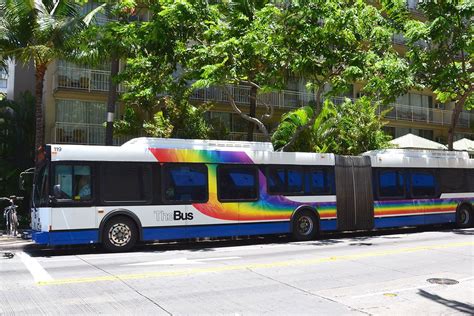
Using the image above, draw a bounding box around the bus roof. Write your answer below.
[48,138,335,166]
[363,149,474,168]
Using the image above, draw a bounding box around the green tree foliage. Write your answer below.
[107,0,213,140]
[193,0,284,141]
[0,0,103,151]
[0,92,35,225]
[272,98,392,155]
[403,0,473,150]
[274,0,411,150]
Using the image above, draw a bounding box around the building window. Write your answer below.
[0,69,7,89]
[162,164,208,203]
[218,165,258,202]
[55,99,107,144]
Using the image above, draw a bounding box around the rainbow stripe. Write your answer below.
[149,148,466,223]
[374,199,460,217]
[149,148,337,221]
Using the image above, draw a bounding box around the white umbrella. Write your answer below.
[453,138,474,152]
[390,133,447,150]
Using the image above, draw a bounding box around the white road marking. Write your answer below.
[17,252,54,283]
[124,256,241,266]
[352,276,474,298]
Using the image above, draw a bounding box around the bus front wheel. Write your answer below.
[102,216,138,252]
[456,205,473,228]
[292,210,318,241]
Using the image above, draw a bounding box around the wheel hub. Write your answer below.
[297,216,313,236]
[108,223,132,247]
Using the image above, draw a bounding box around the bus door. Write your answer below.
[335,156,374,231]
[51,164,97,239]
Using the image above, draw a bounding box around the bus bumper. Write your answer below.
[31,230,99,246]
[32,231,49,245]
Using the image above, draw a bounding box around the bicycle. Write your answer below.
[1,196,22,237]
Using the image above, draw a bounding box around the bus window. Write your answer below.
[218,165,258,201]
[101,163,152,203]
[411,171,436,198]
[267,166,303,195]
[378,170,405,199]
[54,165,92,201]
[162,164,208,203]
[309,169,331,195]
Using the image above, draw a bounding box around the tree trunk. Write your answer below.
[247,85,257,141]
[447,94,469,151]
[34,64,47,154]
[105,58,119,146]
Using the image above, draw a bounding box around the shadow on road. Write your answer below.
[418,289,474,314]
[21,225,471,258]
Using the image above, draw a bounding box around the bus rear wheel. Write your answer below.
[292,210,318,241]
[102,216,138,252]
[456,205,473,228]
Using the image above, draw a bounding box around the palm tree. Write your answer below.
[0,0,103,151]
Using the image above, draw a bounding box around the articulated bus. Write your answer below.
[31,138,474,251]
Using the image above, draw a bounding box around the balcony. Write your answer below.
[190,85,339,110]
[191,85,472,129]
[53,66,125,93]
[228,132,268,142]
[382,104,471,129]
[53,122,133,145]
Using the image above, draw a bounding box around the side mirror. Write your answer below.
[19,168,34,191]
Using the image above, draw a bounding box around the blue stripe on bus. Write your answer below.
[142,219,338,241]
[374,213,456,228]
[143,222,292,241]
[32,230,99,245]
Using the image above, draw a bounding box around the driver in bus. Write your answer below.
[76,176,91,200]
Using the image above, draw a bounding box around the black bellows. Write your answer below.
[335,156,374,231]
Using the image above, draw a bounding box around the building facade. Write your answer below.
[40,1,473,146]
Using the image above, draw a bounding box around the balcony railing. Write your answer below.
[381,104,471,128]
[190,85,348,110]
[54,66,125,93]
[53,122,133,145]
[191,85,472,129]
[228,132,268,142]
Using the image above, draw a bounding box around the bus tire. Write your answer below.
[456,205,473,228]
[102,216,138,252]
[292,210,318,241]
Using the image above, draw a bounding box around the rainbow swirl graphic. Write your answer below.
[149,148,337,221]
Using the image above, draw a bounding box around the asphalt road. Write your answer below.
[1,227,473,315]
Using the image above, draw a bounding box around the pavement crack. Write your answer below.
[245,267,371,315]
[76,256,173,315]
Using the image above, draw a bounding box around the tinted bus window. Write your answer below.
[378,170,405,198]
[439,169,466,193]
[162,164,208,203]
[267,166,303,195]
[411,171,436,198]
[218,166,258,201]
[309,169,331,194]
[102,163,152,203]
